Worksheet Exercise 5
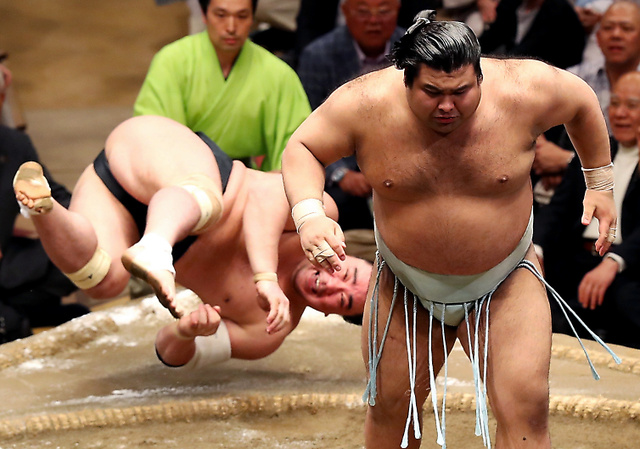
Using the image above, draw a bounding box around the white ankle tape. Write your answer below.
[582,162,614,191]
[65,247,112,289]
[291,198,325,233]
[134,234,176,275]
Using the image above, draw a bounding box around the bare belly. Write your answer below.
[374,195,533,275]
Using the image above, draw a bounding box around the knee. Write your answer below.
[492,376,549,427]
[64,248,128,299]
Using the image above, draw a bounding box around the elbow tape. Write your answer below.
[181,320,232,370]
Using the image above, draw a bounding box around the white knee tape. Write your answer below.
[65,247,111,289]
[178,174,223,234]
[181,320,232,370]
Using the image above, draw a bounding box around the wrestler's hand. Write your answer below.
[578,258,617,310]
[533,136,573,175]
[175,304,222,340]
[339,171,372,197]
[582,189,617,256]
[298,215,346,273]
[255,280,290,334]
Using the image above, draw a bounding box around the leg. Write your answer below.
[15,164,136,299]
[106,116,225,314]
[362,263,457,449]
[459,247,552,448]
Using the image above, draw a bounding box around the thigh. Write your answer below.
[361,262,457,418]
[70,165,139,278]
[104,116,224,204]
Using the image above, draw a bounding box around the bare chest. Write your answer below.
[357,118,535,200]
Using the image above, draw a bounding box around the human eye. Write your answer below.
[627,99,640,109]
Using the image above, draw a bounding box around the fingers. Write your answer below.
[266,302,289,334]
[182,303,221,337]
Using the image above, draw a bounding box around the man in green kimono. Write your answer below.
[134,0,311,171]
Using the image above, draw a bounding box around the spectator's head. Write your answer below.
[200,0,256,57]
[389,10,482,87]
[198,0,257,14]
[596,1,640,68]
[341,0,401,57]
[609,71,640,146]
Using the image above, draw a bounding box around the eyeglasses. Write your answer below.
[351,7,396,21]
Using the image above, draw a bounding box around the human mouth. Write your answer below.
[435,116,457,124]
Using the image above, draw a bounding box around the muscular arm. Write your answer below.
[242,173,293,334]
[281,84,360,271]
[530,61,610,170]
[528,60,615,254]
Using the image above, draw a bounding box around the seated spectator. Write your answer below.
[294,0,426,66]
[534,70,640,349]
[531,0,640,208]
[135,0,311,171]
[0,65,86,343]
[479,0,587,70]
[573,0,612,66]
[569,0,640,130]
[297,0,405,230]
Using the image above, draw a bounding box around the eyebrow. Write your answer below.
[348,295,353,310]
[353,267,358,285]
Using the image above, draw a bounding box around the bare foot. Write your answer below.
[122,245,179,318]
[13,161,53,214]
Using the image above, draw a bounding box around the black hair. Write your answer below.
[198,0,258,14]
[343,314,363,326]
[389,10,482,87]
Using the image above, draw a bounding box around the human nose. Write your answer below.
[320,272,344,294]
[438,96,455,112]
[225,16,237,34]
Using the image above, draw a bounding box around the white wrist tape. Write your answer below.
[181,320,231,370]
[291,198,325,233]
[582,162,614,191]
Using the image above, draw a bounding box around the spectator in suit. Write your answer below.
[479,0,587,70]
[135,0,311,172]
[297,0,404,231]
[531,0,640,208]
[294,0,426,66]
[534,70,640,349]
[0,65,85,344]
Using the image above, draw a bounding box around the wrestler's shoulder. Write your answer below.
[483,57,558,84]
[332,67,398,107]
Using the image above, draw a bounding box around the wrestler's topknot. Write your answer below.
[389,9,482,86]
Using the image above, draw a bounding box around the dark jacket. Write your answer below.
[479,0,586,69]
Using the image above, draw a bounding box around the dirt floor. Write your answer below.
[1,2,640,448]
[1,293,639,448]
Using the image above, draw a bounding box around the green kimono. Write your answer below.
[133,32,311,171]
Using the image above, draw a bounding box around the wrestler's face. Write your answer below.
[609,73,640,146]
[205,0,253,57]
[407,64,482,134]
[597,3,640,66]
[294,256,372,317]
[342,0,400,56]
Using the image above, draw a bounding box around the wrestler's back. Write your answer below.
[358,61,538,275]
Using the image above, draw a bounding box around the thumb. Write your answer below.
[582,204,595,226]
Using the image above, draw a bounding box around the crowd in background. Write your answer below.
[1,0,638,349]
